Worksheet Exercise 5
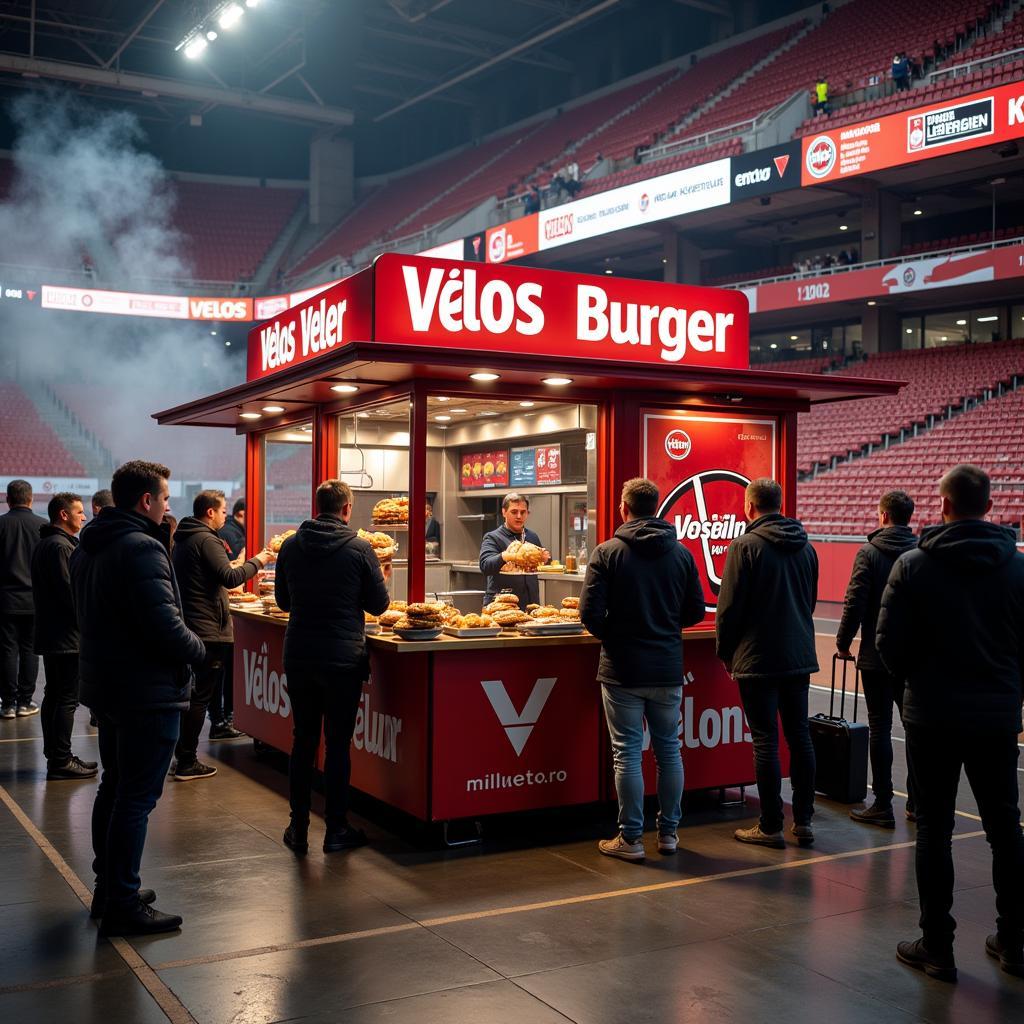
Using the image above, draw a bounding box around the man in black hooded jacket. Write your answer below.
[275,479,390,855]
[877,465,1024,983]
[580,478,706,861]
[71,460,205,937]
[716,478,818,849]
[837,489,917,828]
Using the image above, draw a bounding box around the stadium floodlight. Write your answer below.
[206,29,218,41]
[219,3,244,29]
[183,35,208,59]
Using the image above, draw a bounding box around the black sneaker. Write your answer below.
[47,759,98,781]
[986,933,1024,977]
[791,823,815,847]
[99,898,182,937]
[16,702,39,717]
[850,802,896,829]
[209,722,243,740]
[91,887,156,920]
[896,938,957,982]
[323,825,368,852]
[906,807,917,822]
[72,754,98,771]
[283,823,309,855]
[0,705,15,720]
[173,760,217,781]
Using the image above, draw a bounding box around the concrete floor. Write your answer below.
[1,630,1022,1024]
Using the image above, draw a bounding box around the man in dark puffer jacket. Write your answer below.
[275,479,390,855]
[878,465,1024,983]
[716,478,818,850]
[837,489,917,828]
[71,461,205,937]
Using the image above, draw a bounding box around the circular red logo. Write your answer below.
[664,429,691,461]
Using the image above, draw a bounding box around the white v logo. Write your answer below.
[480,678,557,755]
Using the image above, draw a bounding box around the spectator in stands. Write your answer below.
[171,491,273,773]
[814,77,830,116]
[0,480,46,719]
[580,478,706,862]
[275,480,390,855]
[877,465,1024,982]
[219,498,246,561]
[71,460,205,936]
[31,492,96,780]
[91,490,113,519]
[564,160,582,198]
[716,478,819,849]
[524,184,541,216]
[836,490,917,828]
[892,53,911,92]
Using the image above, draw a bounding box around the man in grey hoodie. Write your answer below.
[716,478,819,849]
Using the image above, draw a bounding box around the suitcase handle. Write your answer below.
[830,652,861,723]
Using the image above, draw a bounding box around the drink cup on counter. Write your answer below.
[564,554,577,572]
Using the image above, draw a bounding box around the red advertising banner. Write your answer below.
[741,242,1024,314]
[642,411,777,618]
[233,616,293,753]
[801,80,1024,185]
[431,645,601,820]
[486,214,540,264]
[460,449,509,489]
[372,254,750,372]
[535,444,561,485]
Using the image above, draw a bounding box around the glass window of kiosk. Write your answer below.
[263,422,313,541]
[336,400,411,606]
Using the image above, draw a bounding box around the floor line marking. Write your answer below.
[0,783,197,1024]
[892,790,986,823]
[149,829,986,973]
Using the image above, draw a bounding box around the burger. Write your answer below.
[268,529,296,553]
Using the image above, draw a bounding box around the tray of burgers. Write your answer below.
[260,595,289,620]
[482,593,533,630]
[516,597,584,636]
[228,591,260,609]
[391,602,446,640]
[371,496,409,526]
[357,528,397,562]
[498,539,548,575]
[442,612,502,638]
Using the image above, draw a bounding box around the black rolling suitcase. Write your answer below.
[809,653,869,803]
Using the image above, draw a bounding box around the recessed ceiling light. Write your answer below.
[479,411,499,417]
[519,401,535,407]
[839,224,849,231]
[661,258,668,264]
[867,300,876,306]
[435,396,451,402]
[470,372,499,381]
[941,336,948,341]
[239,412,261,420]
[210,330,218,336]
[905,328,914,334]
[789,335,798,341]
[542,376,572,386]
[977,315,999,322]
[357,412,370,418]
[434,414,451,422]
[224,341,231,347]
[330,383,359,393]
[262,405,285,413]
[956,319,967,325]
[604,268,613,274]
[769,343,778,349]
[913,209,923,216]
[450,408,468,413]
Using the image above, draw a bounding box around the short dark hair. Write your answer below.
[91,489,113,509]
[746,478,782,514]
[879,489,914,526]
[502,492,530,512]
[232,498,245,516]
[48,492,82,524]
[6,479,31,506]
[940,464,991,518]
[316,479,353,516]
[193,489,226,519]
[621,477,659,517]
[111,460,171,510]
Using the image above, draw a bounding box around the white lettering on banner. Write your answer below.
[242,643,291,718]
[466,769,569,792]
[401,265,544,337]
[189,298,248,321]
[576,285,734,363]
[352,685,402,763]
[734,167,770,187]
[641,685,753,753]
[673,513,745,542]
[1009,95,1024,126]
[259,319,296,372]
[480,677,556,755]
[298,297,348,356]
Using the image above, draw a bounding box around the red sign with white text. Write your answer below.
[801,80,1024,185]
[459,449,509,490]
[642,411,776,619]
[486,214,540,264]
[372,254,749,372]
[535,444,561,484]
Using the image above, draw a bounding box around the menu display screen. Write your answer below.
[460,450,509,490]
[507,444,562,488]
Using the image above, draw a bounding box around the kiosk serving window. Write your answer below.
[263,422,313,538]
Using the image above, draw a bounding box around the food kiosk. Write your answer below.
[155,254,899,832]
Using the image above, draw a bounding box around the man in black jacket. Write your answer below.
[580,478,706,861]
[716,478,818,849]
[479,492,548,606]
[0,479,47,718]
[218,497,246,560]
[31,492,96,780]
[71,460,205,936]
[275,479,390,855]
[171,490,273,779]
[837,490,917,828]
[877,465,1024,982]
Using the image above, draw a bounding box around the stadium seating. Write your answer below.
[945,6,1024,66]
[0,381,85,476]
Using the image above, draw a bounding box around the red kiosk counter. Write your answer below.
[155,254,899,828]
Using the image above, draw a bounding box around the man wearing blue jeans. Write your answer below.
[580,477,706,861]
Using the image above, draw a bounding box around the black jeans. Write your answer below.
[176,642,230,763]
[287,664,363,832]
[208,646,234,725]
[905,725,1024,951]
[0,613,38,708]
[738,675,816,833]
[41,653,79,766]
[91,707,179,909]
[860,667,915,809]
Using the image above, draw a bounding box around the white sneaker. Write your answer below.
[598,833,645,861]
[657,831,678,854]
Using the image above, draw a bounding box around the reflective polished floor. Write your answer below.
[2,632,1022,1024]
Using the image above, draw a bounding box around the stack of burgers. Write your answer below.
[450,612,495,629]
[357,528,397,562]
[371,497,409,525]
[499,539,547,574]
[393,601,445,634]
[484,592,532,628]
[378,601,407,630]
